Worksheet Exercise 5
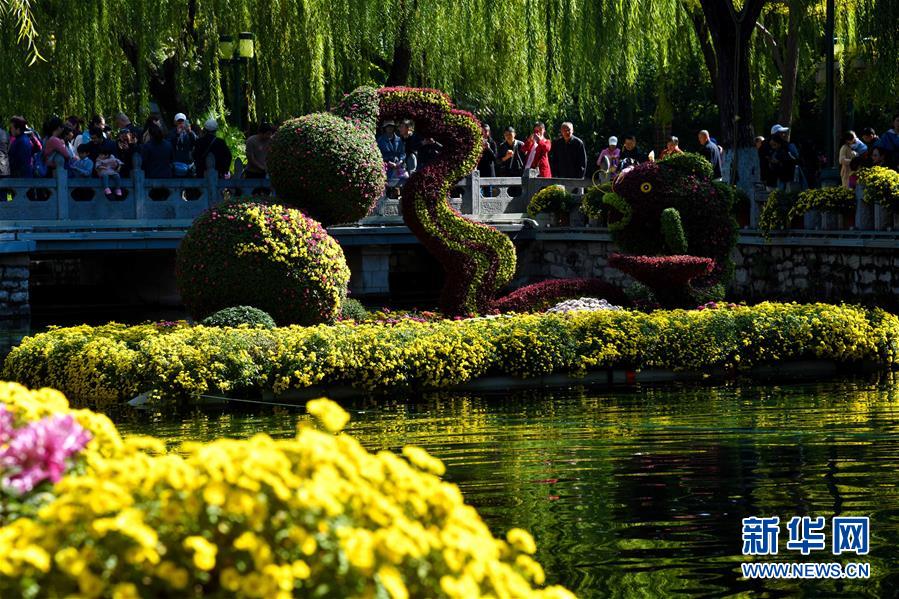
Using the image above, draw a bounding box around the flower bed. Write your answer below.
[4,304,898,406]
[0,384,571,598]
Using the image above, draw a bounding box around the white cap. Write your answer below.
[608,136,618,146]
[204,118,219,132]
[174,113,187,124]
[770,124,789,135]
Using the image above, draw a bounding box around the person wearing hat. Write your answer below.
[597,136,621,174]
[377,120,407,190]
[765,124,800,190]
[169,112,198,176]
[597,136,620,174]
[193,118,232,178]
[496,126,525,176]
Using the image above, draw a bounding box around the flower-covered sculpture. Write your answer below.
[602,153,738,304]
[377,87,516,315]
[176,199,350,325]
[267,88,386,226]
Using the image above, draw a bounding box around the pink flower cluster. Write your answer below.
[490,278,629,313]
[0,406,92,495]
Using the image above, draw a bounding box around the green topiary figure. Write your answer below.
[660,207,688,254]
[201,306,277,328]
[176,199,350,325]
[602,153,738,288]
[267,88,386,226]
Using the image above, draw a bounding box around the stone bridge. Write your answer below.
[1,153,898,321]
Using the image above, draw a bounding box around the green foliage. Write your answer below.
[858,167,899,209]
[788,186,856,220]
[658,152,713,180]
[340,298,369,321]
[526,185,576,217]
[176,199,350,326]
[267,110,385,226]
[660,207,688,254]
[6,304,899,404]
[603,161,737,286]
[759,189,800,237]
[200,306,276,328]
[602,192,633,231]
[580,185,608,220]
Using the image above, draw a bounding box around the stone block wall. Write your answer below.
[0,254,29,320]
[514,237,899,309]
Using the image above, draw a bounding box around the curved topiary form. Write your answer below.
[602,154,737,287]
[377,87,517,315]
[267,87,386,226]
[176,199,350,326]
[201,306,277,328]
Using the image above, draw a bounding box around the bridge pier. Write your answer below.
[0,254,29,321]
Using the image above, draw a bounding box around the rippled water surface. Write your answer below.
[114,379,899,598]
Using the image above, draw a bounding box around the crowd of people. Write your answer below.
[0,112,276,199]
[375,114,899,196]
[375,120,728,192]
[757,114,899,192]
[2,109,897,202]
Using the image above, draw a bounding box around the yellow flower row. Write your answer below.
[4,303,898,407]
[0,383,574,599]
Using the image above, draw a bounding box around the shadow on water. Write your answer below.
[112,379,899,598]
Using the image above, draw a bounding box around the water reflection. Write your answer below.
[113,379,899,597]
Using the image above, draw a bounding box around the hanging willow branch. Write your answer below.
[0,0,42,64]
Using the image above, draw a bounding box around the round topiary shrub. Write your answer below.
[177,199,350,326]
[201,306,277,328]
[340,297,369,321]
[267,112,386,226]
[657,151,714,180]
[526,184,575,217]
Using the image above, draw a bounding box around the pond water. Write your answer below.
[113,379,899,598]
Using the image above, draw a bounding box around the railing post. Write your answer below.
[205,154,218,207]
[133,153,146,219]
[54,154,68,221]
[461,171,480,216]
[521,168,540,206]
[750,182,766,229]
[855,184,873,230]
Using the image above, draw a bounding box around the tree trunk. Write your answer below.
[386,38,412,86]
[697,0,767,193]
[777,3,802,126]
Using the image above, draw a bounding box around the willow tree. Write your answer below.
[0,0,686,129]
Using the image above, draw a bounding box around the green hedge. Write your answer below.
[5,303,897,407]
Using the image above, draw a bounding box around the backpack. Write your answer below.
[33,152,48,178]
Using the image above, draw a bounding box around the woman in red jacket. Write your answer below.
[520,122,552,177]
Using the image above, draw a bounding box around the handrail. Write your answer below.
[0,154,893,235]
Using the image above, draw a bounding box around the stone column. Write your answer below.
[0,254,30,322]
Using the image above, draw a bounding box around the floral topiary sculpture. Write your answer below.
[268,86,515,315]
[176,199,350,326]
[377,87,516,315]
[267,87,386,226]
[602,153,738,305]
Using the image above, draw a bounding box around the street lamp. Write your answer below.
[218,32,255,131]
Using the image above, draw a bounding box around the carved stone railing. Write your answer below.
[0,155,894,237]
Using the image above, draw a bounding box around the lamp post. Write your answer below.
[218,32,255,131]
